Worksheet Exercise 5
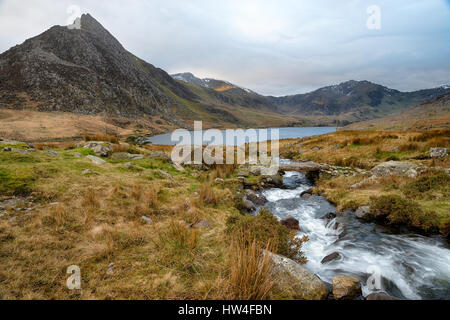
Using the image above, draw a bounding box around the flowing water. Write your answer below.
[263,170,450,300]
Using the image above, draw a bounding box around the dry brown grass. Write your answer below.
[224,233,274,300]
[198,181,219,206]
[84,133,119,144]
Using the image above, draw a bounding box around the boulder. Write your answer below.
[269,252,329,300]
[46,150,60,157]
[83,142,112,157]
[148,151,172,163]
[300,188,314,197]
[355,206,372,220]
[321,252,341,264]
[280,216,300,230]
[245,190,267,206]
[430,148,448,158]
[365,292,402,300]
[11,148,29,155]
[332,275,362,300]
[92,145,111,157]
[111,152,144,160]
[242,199,256,212]
[86,155,106,165]
[371,161,418,178]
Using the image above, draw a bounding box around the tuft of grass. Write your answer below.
[402,172,450,200]
[198,181,219,207]
[225,233,274,300]
[0,167,36,196]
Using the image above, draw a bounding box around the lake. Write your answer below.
[145,127,337,146]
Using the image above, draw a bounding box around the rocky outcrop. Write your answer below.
[371,161,422,178]
[111,152,144,161]
[280,216,300,230]
[332,275,362,300]
[269,252,329,300]
[82,142,113,157]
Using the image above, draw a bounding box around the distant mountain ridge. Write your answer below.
[173,74,450,124]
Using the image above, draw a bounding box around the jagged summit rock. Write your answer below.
[0,14,194,121]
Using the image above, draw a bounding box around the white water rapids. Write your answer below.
[262,171,450,300]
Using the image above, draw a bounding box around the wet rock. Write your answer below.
[365,292,402,300]
[332,275,362,300]
[269,252,329,300]
[321,252,341,264]
[430,148,448,158]
[355,206,372,220]
[245,190,267,206]
[280,216,300,231]
[301,193,312,200]
[321,212,336,221]
[86,155,106,165]
[300,188,314,197]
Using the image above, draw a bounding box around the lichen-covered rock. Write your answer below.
[430,148,448,158]
[332,275,362,300]
[269,252,329,300]
[371,161,419,178]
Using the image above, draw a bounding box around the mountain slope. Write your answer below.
[345,92,450,130]
[268,80,450,123]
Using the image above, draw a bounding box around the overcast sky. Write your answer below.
[0,0,449,96]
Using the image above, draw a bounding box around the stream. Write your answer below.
[262,169,450,300]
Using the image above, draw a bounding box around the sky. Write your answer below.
[0,0,449,96]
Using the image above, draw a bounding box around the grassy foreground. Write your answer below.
[0,138,304,300]
[280,129,450,236]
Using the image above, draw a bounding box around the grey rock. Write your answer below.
[355,206,371,220]
[269,252,329,300]
[371,161,418,178]
[430,147,448,158]
[159,170,173,180]
[2,147,12,152]
[141,216,152,224]
[46,150,60,157]
[86,155,106,165]
[242,199,256,212]
[148,151,172,163]
[245,190,267,206]
[191,219,211,229]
